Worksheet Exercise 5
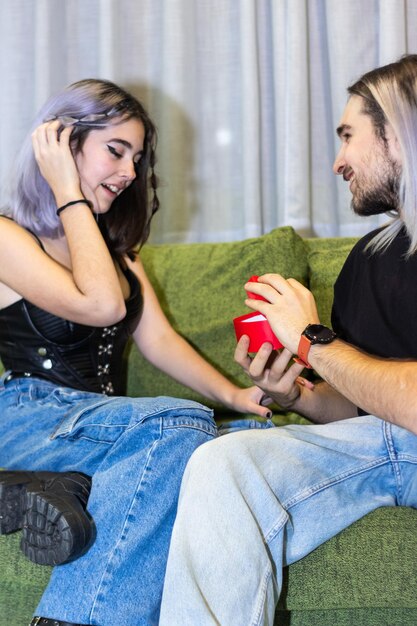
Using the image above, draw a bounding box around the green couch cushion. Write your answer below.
[275,608,417,626]
[127,227,309,411]
[2,507,416,626]
[277,506,417,617]
[0,533,51,625]
[305,236,358,328]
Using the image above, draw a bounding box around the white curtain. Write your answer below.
[0,0,416,243]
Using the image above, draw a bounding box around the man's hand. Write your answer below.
[234,336,308,410]
[243,274,320,355]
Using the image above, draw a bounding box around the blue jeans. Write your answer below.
[0,375,217,625]
[159,415,417,626]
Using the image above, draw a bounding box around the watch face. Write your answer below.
[304,324,336,344]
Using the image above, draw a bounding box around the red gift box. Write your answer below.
[233,276,283,352]
[233,311,283,352]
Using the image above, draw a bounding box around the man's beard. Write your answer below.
[351,154,402,217]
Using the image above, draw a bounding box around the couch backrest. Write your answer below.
[305,235,358,327]
[127,226,354,410]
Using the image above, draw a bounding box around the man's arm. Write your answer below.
[308,339,417,434]
[242,273,417,435]
[289,379,358,423]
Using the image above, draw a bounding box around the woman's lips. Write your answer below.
[101,183,123,197]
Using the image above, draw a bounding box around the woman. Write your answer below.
[0,79,270,626]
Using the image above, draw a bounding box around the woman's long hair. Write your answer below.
[348,54,417,256]
[8,78,159,259]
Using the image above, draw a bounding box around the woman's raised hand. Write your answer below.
[31,120,82,206]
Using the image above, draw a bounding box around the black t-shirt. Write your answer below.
[332,226,417,359]
[331,226,417,416]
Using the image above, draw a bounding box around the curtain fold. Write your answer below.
[0,0,415,243]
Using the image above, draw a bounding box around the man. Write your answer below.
[159,55,417,625]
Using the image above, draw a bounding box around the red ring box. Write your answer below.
[233,311,283,352]
[246,275,267,301]
[233,275,283,352]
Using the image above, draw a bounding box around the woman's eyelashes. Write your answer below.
[107,144,142,168]
[107,144,122,159]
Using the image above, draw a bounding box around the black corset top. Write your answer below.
[0,267,143,395]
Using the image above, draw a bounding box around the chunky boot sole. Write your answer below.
[0,470,93,566]
[30,618,89,625]
[0,472,29,534]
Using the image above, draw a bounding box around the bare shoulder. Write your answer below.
[0,215,70,310]
[0,217,127,325]
[0,215,46,278]
[0,214,19,235]
[0,214,40,245]
[0,216,44,308]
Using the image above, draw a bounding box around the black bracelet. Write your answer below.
[56,199,93,216]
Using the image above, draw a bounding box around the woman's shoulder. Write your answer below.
[0,214,24,241]
[0,213,16,231]
[0,213,21,232]
[0,214,44,248]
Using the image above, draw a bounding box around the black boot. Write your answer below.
[30,618,89,625]
[0,470,94,566]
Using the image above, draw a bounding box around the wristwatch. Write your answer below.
[296,324,337,368]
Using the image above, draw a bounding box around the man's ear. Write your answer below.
[393,135,402,163]
[386,123,402,163]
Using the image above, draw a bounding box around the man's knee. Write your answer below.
[182,430,254,488]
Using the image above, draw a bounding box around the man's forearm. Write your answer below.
[308,339,417,434]
[289,379,357,423]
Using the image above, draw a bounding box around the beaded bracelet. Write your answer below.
[56,199,93,216]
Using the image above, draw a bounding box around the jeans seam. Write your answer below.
[283,457,391,509]
[163,422,217,436]
[263,458,391,545]
[125,411,216,436]
[127,404,212,422]
[89,418,163,622]
[383,420,403,504]
[249,562,275,626]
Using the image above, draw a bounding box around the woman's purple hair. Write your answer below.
[8,78,159,259]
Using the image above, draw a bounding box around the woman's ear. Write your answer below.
[69,127,84,157]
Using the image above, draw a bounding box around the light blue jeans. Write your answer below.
[159,415,417,626]
[0,374,218,626]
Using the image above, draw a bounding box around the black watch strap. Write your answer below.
[296,324,337,368]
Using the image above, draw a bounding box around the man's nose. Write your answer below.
[333,146,346,175]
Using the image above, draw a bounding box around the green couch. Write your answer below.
[1,226,416,625]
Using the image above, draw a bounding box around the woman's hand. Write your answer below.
[226,383,274,419]
[234,335,311,410]
[31,120,83,205]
